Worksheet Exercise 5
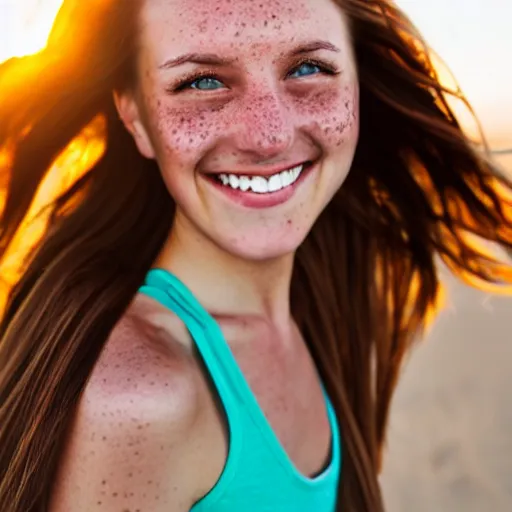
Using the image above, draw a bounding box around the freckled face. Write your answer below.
[133,0,359,260]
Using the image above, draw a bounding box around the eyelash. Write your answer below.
[170,58,341,93]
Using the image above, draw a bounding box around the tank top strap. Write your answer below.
[139,268,342,479]
[139,268,251,405]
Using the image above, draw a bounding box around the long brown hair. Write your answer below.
[1,1,511,510]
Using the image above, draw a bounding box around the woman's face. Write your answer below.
[121,0,359,260]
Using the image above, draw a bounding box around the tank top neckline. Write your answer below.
[140,267,341,486]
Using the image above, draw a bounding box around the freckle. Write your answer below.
[128,472,133,477]
[102,480,106,485]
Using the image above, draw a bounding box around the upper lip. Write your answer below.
[206,160,313,178]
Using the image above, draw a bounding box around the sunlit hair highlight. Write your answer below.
[1,1,511,510]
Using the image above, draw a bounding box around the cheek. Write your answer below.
[148,96,227,162]
[146,81,359,164]
[292,81,359,150]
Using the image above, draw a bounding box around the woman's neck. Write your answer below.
[153,215,296,330]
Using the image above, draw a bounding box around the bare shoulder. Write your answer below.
[48,294,207,511]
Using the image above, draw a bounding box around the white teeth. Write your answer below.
[239,176,251,192]
[251,176,269,193]
[268,174,283,192]
[281,170,292,188]
[217,163,306,194]
[228,174,239,189]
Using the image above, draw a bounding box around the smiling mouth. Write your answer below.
[212,161,314,194]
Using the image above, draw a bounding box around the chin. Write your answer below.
[218,229,308,262]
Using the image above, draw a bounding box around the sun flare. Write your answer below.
[0,0,63,62]
[0,0,509,311]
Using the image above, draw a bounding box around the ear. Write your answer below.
[113,89,156,159]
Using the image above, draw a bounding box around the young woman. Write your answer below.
[1,0,511,510]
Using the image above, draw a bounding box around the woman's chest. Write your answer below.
[196,322,333,482]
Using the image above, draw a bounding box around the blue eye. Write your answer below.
[172,60,338,93]
[189,76,224,90]
[289,62,322,79]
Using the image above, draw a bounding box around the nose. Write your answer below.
[232,91,294,160]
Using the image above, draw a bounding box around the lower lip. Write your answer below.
[204,162,317,209]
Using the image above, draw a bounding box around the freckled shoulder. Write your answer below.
[48,295,209,512]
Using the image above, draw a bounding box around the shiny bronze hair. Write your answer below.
[1,1,511,510]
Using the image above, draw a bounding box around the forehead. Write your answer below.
[139,0,350,64]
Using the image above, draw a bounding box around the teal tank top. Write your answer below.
[139,268,342,511]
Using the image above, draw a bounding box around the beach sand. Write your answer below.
[381,260,512,508]
[381,151,512,512]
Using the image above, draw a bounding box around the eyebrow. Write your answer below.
[158,40,340,70]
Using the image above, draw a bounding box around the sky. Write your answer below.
[0,0,510,147]
[396,0,512,146]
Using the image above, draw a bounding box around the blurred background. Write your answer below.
[383,2,512,511]
[0,0,510,510]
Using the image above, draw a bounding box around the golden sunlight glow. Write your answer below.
[0,1,510,314]
[0,0,63,61]
[0,1,94,309]
[0,116,105,310]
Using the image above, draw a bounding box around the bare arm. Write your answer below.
[48,345,204,511]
